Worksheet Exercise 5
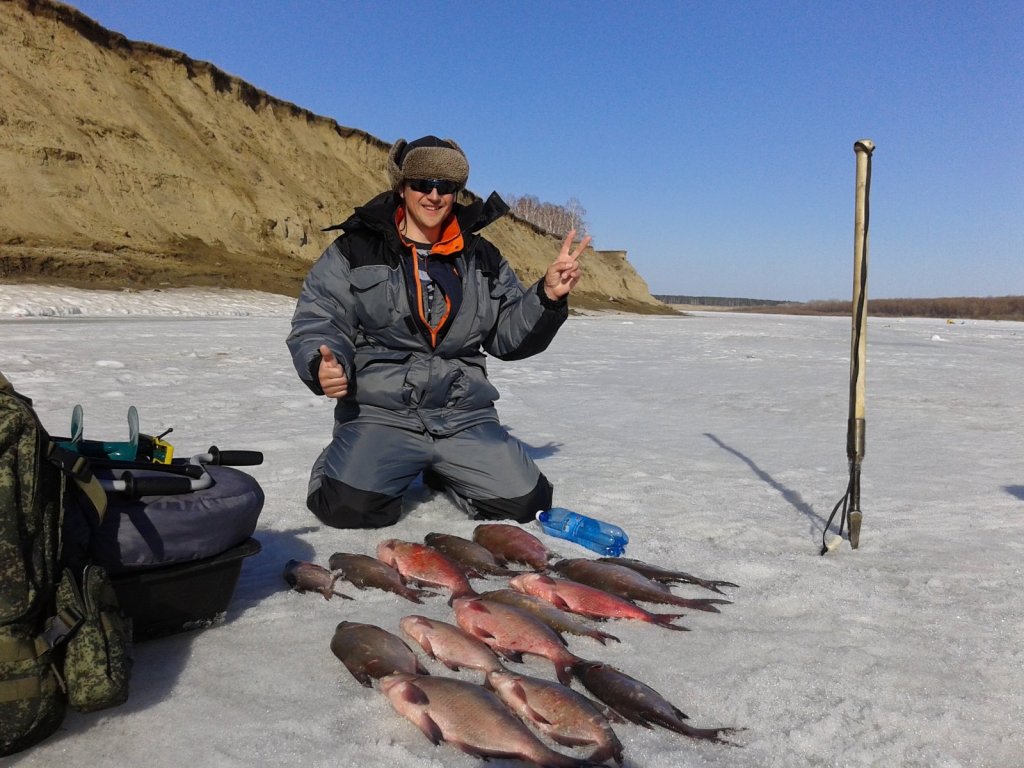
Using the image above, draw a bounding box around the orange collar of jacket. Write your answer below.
[394,206,464,256]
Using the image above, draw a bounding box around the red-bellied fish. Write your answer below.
[376,539,477,602]
[453,596,583,685]
[509,573,689,631]
[551,559,731,612]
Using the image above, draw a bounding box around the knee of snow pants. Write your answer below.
[469,473,553,524]
[307,476,403,529]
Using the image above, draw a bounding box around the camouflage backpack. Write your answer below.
[1,372,132,757]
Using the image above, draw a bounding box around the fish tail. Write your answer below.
[659,716,741,744]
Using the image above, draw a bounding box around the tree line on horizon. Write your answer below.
[681,295,1024,321]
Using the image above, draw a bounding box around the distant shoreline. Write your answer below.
[654,295,1024,321]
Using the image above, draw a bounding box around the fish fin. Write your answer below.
[673,597,730,612]
[619,709,655,729]
[594,630,620,644]
[671,703,690,720]
[464,598,491,614]
[653,614,690,631]
[351,669,373,688]
[417,714,444,746]
[548,732,595,748]
[507,682,552,725]
[467,625,496,643]
[397,680,430,706]
[496,648,524,664]
[548,593,574,613]
[418,637,436,658]
[332,590,354,600]
[597,703,628,724]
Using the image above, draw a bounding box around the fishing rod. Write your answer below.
[822,139,875,555]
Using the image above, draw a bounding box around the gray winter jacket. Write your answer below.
[287,191,568,436]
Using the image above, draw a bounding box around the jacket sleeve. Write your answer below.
[483,246,568,361]
[286,239,358,395]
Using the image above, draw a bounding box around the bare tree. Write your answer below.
[505,193,590,241]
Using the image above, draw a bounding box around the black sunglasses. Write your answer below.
[406,178,460,195]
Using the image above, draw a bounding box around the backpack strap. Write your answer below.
[48,444,107,523]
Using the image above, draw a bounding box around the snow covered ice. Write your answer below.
[2,285,1022,768]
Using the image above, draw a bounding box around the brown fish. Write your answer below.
[487,670,625,765]
[399,615,507,675]
[282,559,352,600]
[328,552,437,603]
[329,621,428,688]
[473,523,555,570]
[379,673,603,767]
[424,532,520,577]
[509,573,689,631]
[597,556,739,594]
[572,660,740,745]
[376,539,477,602]
[453,596,583,685]
[478,589,620,645]
[551,559,731,612]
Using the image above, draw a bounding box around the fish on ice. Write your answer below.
[453,596,584,685]
[509,573,689,631]
[472,523,556,571]
[379,673,603,767]
[330,621,428,688]
[573,660,740,745]
[376,539,477,602]
[551,558,731,612]
[282,559,352,600]
[477,588,620,645]
[487,669,625,765]
[328,551,437,603]
[399,615,507,676]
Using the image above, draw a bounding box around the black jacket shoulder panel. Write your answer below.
[323,190,509,271]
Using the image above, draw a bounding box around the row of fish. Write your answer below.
[284,523,742,765]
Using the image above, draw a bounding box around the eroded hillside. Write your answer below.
[0,0,669,312]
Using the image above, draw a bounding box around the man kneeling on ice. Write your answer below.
[287,135,589,528]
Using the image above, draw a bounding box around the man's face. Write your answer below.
[401,181,456,241]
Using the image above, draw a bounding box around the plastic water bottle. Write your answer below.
[535,507,629,557]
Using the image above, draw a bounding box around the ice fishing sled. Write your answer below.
[59,406,265,640]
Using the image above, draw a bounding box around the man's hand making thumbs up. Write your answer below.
[317,344,349,399]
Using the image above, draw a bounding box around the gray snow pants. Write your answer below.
[306,420,552,528]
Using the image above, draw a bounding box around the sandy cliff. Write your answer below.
[0,0,668,312]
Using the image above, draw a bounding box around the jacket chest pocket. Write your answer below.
[349,265,403,330]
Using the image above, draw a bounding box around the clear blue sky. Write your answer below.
[68,0,1022,301]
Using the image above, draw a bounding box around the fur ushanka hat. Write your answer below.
[387,136,469,191]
